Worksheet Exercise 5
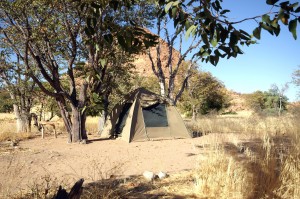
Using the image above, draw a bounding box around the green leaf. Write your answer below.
[185,20,192,31]
[211,38,218,47]
[174,17,180,28]
[273,25,281,36]
[271,18,279,28]
[240,29,251,37]
[172,1,180,6]
[185,25,197,40]
[280,14,289,25]
[165,1,174,13]
[171,7,178,18]
[291,2,299,8]
[220,29,228,43]
[209,55,219,66]
[253,27,261,39]
[266,0,279,5]
[262,14,271,24]
[212,2,218,12]
[95,44,100,52]
[220,10,230,15]
[239,29,251,40]
[261,23,274,34]
[288,19,298,39]
[229,31,239,47]
[295,6,300,13]
[201,32,210,46]
[215,0,222,10]
[100,58,107,67]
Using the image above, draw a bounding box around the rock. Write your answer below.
[80,139,87,144]
[158,171,168,179]
[143,171,157,181]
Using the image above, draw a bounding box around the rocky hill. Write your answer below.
[131,31,252,115]
[132,36,181,79]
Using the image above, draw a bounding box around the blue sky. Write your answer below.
[198,0,300,102]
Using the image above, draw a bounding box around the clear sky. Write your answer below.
[198,0,300,102]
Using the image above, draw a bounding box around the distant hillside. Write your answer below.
[131,31,254,116]
[132,33,181,79]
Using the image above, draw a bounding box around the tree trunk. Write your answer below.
[98,96,109,135]
[57,99,72,142]
[71,106,87,142]
[168,76,176,106]
[192,104,197,121]
[10,93,30,133]
[159,79,166,97]
[16,112,28,133]
[278,96,282,116]
[39,103,44,121]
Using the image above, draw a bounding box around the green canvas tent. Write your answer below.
[102,88,191,142]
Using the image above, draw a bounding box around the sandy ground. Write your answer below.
[0,133,224,195]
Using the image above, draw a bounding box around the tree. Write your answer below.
[148,6,201,105]
[245,87,289,115]
[0,0,157,142]
[0,50,36,133]
[0,89,13,113]
[77,0,157,134]
[159,0,300,65]
[179,70,229,119]
[132,75,161,94]
[1,0,88,142]
[269,83,289,115]
[245,91,267,112]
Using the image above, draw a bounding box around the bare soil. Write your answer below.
[0,133,217,195]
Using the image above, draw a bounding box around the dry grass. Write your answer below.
[187,114,300,136]
[86,116,100,135]
[0,113,100,142]
[0,116,37,142]
[2,112,300,199]
[194,148,254,198]
[188,114,300,199]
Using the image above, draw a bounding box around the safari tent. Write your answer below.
[102,88,191,142]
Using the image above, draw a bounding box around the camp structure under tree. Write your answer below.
[101,88,191,143]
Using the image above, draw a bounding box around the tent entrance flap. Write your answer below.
[142,104,168,127]
[115,103,133,135]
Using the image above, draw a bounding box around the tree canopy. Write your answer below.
[158,0,300,65]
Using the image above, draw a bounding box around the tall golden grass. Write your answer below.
[189,114,300,199]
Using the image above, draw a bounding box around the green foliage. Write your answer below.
[132,75,161,94]
[78,0,158,53]
[178,70,229,116]
[159,0,300,65]
[245,91,266,111]
[245,89,288,114]
[0,89,13,112]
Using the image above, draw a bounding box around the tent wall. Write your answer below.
[102,88,191,142]
[130,100,148,142]
[120,99,138,142]
[167,106,191,138]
